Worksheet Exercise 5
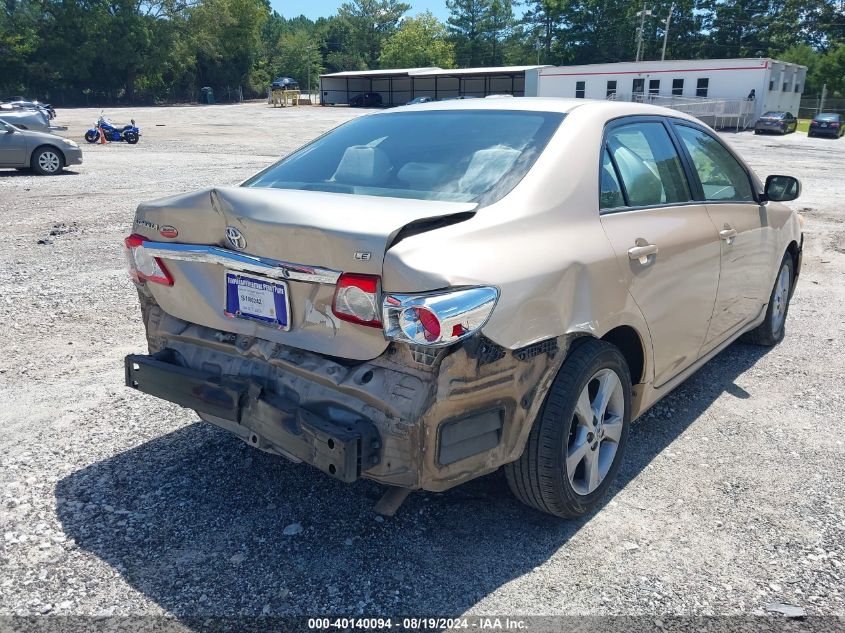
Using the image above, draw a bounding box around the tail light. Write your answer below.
[332,273,382,328]
[832,122,840,128]
[383,287,499,347]
[124,234,174,286]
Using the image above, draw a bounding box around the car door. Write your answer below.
[0,121,28,166]
[672,122,773,350]
[599,118,721,387]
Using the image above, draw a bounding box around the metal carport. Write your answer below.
[319,66,545,106]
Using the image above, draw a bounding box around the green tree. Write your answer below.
[485,0,513,65]
[189,0,269,96]
[380,11,455,68]
[338,0,410,68]
[276,29,324,94]
[818,43,845,96]
[317,15,367,72]
[446,0,491,65]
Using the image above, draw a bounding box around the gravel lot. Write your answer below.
[1,103,843,624]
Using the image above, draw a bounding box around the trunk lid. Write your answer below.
[133,186,476,360]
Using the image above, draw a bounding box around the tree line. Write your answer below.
[1,0,844,105]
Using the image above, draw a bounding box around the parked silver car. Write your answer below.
[0,118,83,175]
[0,107,51,133]
[124,99,803,518]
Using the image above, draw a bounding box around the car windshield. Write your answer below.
[815,113,840,121]
[243,110,565,203]
[762,112,784,118]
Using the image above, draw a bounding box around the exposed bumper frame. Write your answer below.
[125,350,381,483]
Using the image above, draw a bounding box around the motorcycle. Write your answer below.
[84,113,140,144]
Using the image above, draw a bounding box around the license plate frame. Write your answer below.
[224,271,291,331]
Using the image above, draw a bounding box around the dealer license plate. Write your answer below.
[224,272,290,330]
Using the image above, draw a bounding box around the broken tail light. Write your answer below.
[124,234,174,286]
[332,273,382,328]
[383,287,499,347]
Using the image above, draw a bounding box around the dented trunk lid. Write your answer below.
[132,186,476,360]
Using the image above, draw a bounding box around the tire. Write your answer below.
[124,131,139,144]
[30,146,64,176]
[84,130,99,143]
[754,129,761,135]
[808,132,814,138]
[743,253,794,346]
[505,339,632,518]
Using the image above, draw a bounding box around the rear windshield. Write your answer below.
[815,113,840,121]
[762,111,784,118]
[243,110,565,203]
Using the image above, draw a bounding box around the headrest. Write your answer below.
[458,146,521,194]
[609,144,663,206]
[332,145,391,186]
[396,162,449,190]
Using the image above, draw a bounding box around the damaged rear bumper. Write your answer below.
[125,350,381,483]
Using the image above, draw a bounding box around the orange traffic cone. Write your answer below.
[98,126,106,144]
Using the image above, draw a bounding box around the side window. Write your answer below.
[696,77,709,97]
[599,149,624,209]
[575,81,586,99]
[649,79,660,95]
[672,78,684,96]
[633,78,645,95]
[606,80,617,98]
[606,122,690,207]
[674,125,754,202]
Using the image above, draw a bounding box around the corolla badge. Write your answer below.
[225,226,247,251]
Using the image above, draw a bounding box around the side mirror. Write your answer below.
[765,175,801,202]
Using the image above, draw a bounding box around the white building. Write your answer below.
[525,58,807,127]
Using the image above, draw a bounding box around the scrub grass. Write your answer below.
[797,119,811,134]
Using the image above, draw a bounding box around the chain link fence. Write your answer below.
[799,96,845,118]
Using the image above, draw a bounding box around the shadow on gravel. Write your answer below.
[56,342,769,620]
[0,169,80,178]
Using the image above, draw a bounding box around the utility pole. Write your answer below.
[306,44,312,102]
[635,4,652,62]
[819,83,827,114]
[661,2,674,61]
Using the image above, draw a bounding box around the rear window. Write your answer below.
[762,111,784,118]
[815,113,840,121]
[244,110,564,203]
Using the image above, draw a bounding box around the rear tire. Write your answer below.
[505,339,632,518]
[743,253,794,346]
[124,131,139,144]
[31,146,64,175]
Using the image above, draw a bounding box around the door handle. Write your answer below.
[628,243,658,264]
[720,227,738,242]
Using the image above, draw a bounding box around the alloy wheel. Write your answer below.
[38,151,61,173]
[565,368,625,496]
[771,262,790,334]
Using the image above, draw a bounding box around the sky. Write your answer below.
[268,0,452,21]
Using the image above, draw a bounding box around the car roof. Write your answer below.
[380,96,703,125]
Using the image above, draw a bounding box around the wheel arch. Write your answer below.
[567,324,647,386]
[31,143,66,166]
[785,239,800,296]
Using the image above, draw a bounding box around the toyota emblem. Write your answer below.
[225,226,247,251]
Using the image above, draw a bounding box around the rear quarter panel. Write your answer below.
[383,105,654,379]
